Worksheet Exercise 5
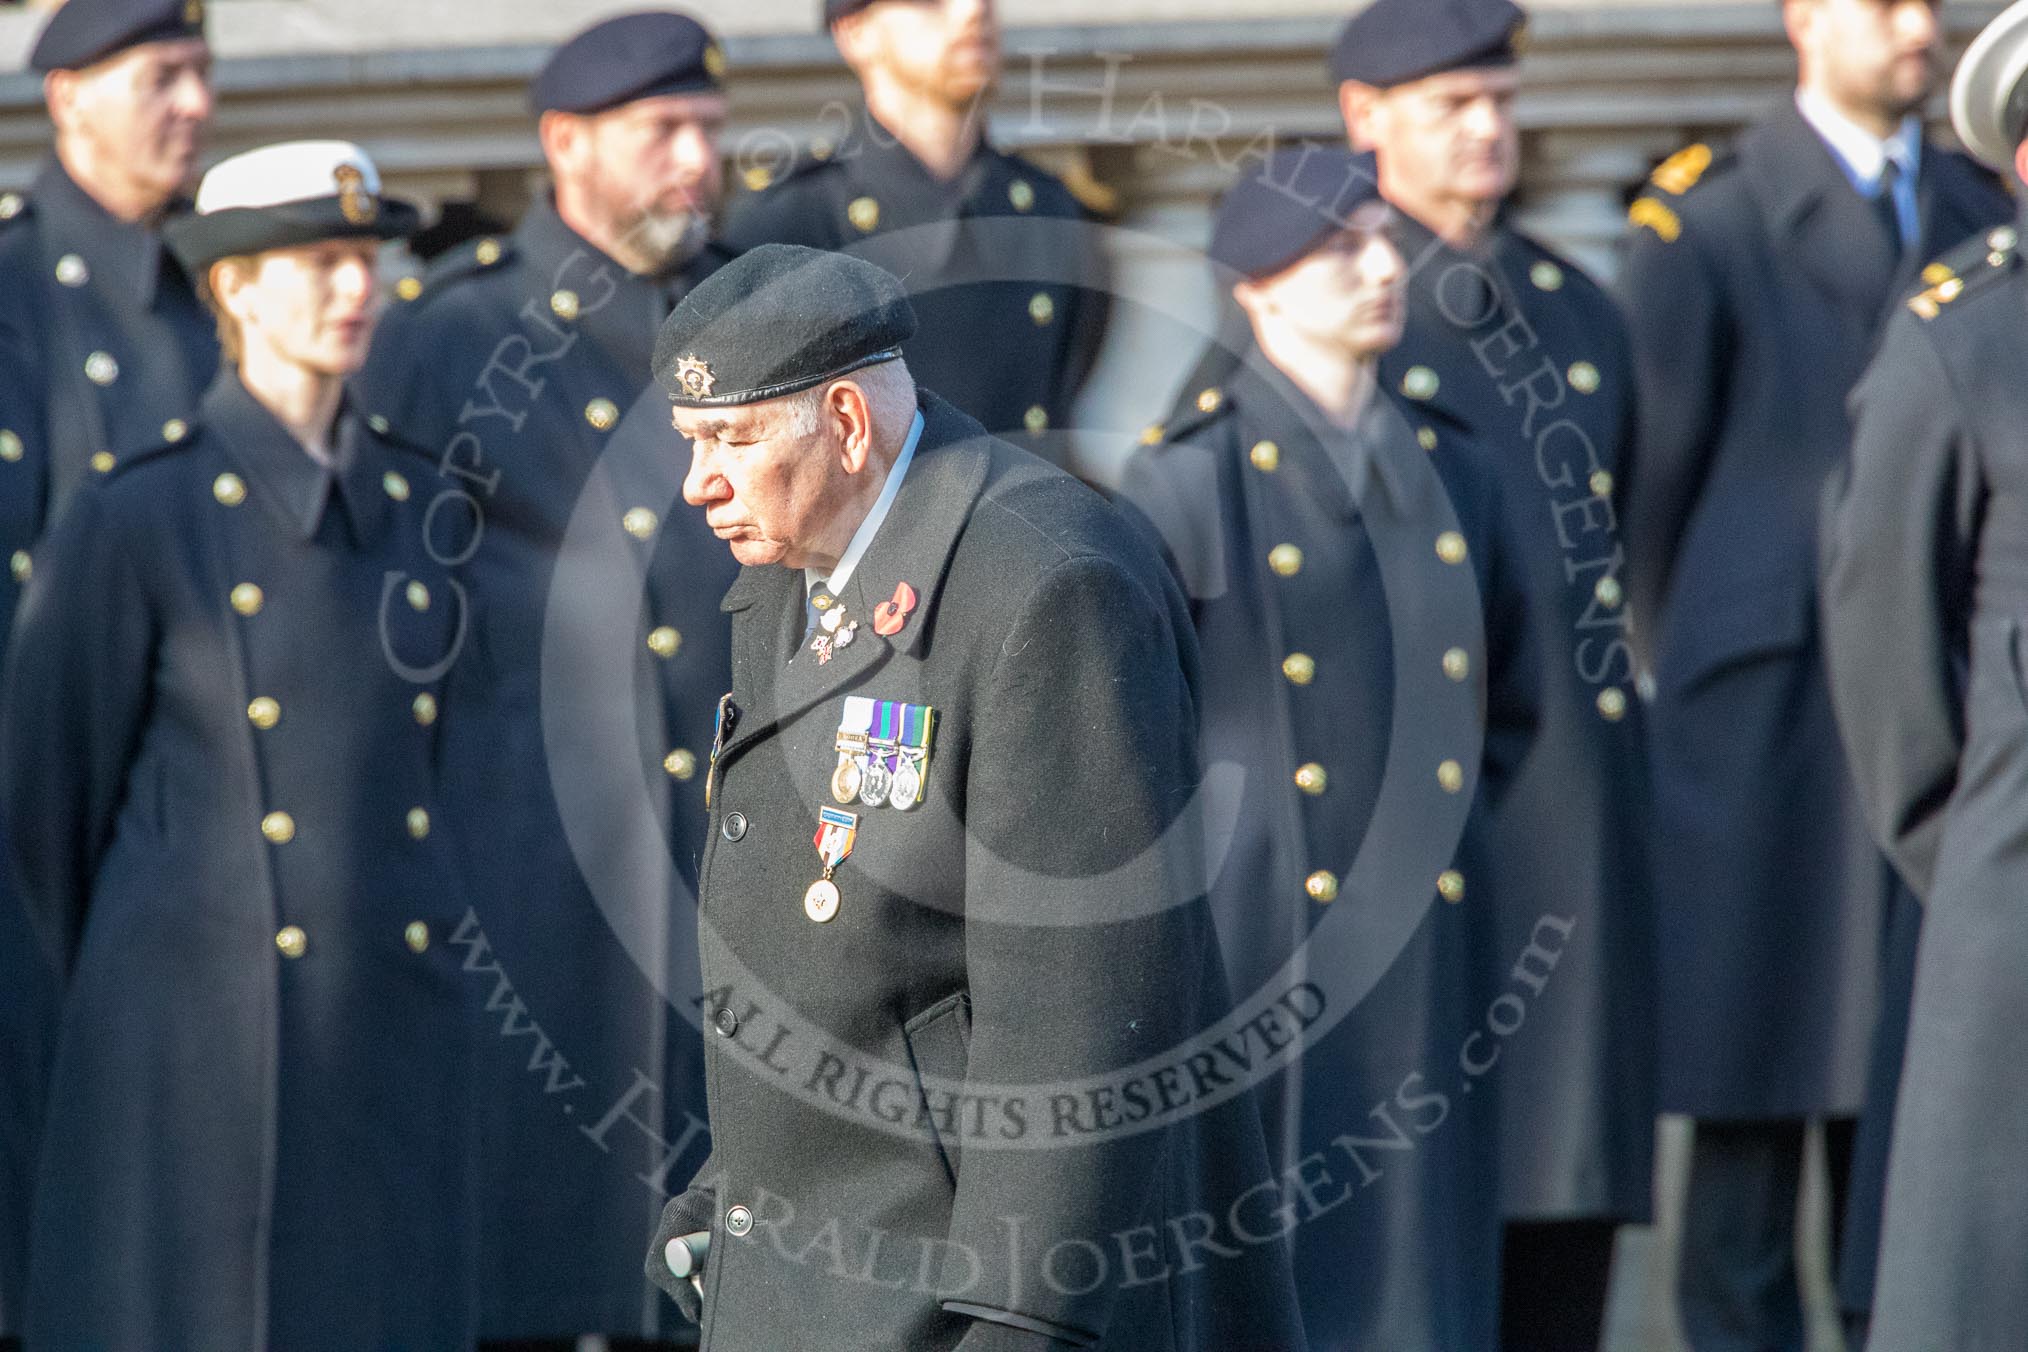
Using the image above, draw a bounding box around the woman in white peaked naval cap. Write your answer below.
[1,141,480,1351]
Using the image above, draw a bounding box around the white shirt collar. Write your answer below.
[806,409,924,600]
[1795,88,1922,190]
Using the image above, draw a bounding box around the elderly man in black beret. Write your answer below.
[718,0,1108,468]
[1122,146,1537,1352]
[356,12,739,1350]
[1319,2,1658,1345]
[0,0,218,1339]
[641,242,1302,1352]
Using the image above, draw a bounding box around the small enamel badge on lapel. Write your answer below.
[811,604,859,665]
[872,582,918,637]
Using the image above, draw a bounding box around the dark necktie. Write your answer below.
[1875,156,1906,262]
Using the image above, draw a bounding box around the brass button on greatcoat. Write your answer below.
[1023,405,1048,435]
[1249,440,1279,472]
[624,508,659,541]
[214,474,247,507]
[1598,688,1629,722]
[585,398,618,430]
[0,430,21,462]
[262,811,296,845]
[1282,653,1316,687]
[247,697,281,730]
[1594,576,1623,609]
[406,807,431,840]
[9,551,28,584]
[275,926,308,959]
[412,692,439,726]
[162,419,188,443]
[90,452,115,474]
[1443,648,1470,682]
[1436,531,1468,566]
[665,749,698,781]
[847,197,880,233]
[85,352,118,386]
[1268,544,1304,578]
[1305,871,1339,904]
[551,290,581,321]
[382,471,411,502]
[1294,763,1328,796]
[1028,292,1055,325]
[1438,870,1467,904]
[404,922,430,954]
[648,626,683,659]
[1008,179,1036,212]
[232,583,265,616]
[1438,760,1465,794]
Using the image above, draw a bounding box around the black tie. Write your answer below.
[1875,157,1905,262]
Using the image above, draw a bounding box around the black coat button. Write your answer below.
[714,1007,739,1037]
[722,812,748,842]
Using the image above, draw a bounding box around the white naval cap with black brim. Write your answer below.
[164,140,421,275]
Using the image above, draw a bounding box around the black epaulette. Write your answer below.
[1137,378,1240,453]
[1627,140,1739,244]
[399,232,517,306]
[1907,223,2020,321]
[733,142,839,198]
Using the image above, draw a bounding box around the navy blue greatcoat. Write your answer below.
[1617,104,2013,1122]
[1,374,475,1352]
[1821,220,2028,1351]
[0,155,218,1339]
[358,196,737,1340]
[719,108,1107,461]
[1119,356,1535,1351]
[1379,209,1656,1224]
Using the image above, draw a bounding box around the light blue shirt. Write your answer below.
[1796,88,1923,247]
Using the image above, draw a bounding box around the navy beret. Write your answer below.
[822,0,879,25]
[653,243,918,408]
[30,0,207,73]
[531,11,726,116]
[1210,147,1385,281]
[1329,0,1525,89]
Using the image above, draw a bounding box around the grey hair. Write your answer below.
[781,357,917,441]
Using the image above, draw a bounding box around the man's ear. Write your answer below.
[538,110,586,180]
[826,379,877,474]
[1339,81,1382,152]
[43,70,77,137]
[831,11,877,74]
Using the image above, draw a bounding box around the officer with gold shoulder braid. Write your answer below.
[1316,3,1658,1343]
[1617,2,2013,1346]
[1823,9,2028,1347]
[0,1,218,1338]
[641,243,1301,1351]
[1120,146,1537,1352]
[1,139,477,1352]
[718,0,1108,465]
[355,13,737,1347]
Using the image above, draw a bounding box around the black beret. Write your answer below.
[163,141,419,275]
[1210,146,1384,281]
[531,11,726,116]
[653,243,917,408]
[822,0,879,25]
[1329,0,1525,89]
[30,0,208,73]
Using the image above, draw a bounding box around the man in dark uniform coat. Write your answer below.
[0,0,217,1339]
[718,0,1107,464]
[1822,9,2028,1345]
[1120,147,1536,1352]
[356,14,737,1346]
[641,243,1303,1351]
[1617,0,2014,1345]
[1326,2,1656,1343]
